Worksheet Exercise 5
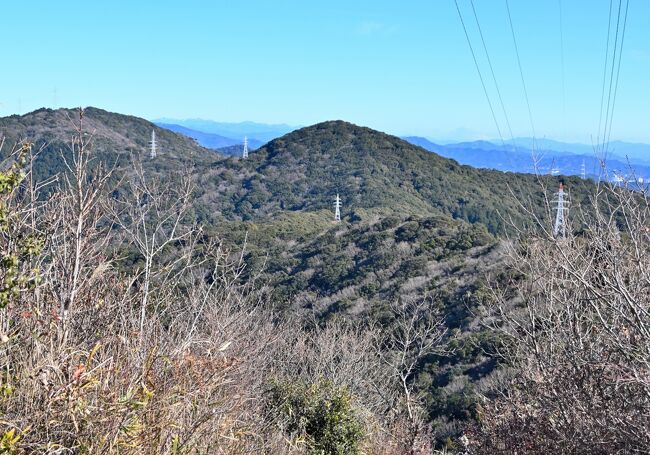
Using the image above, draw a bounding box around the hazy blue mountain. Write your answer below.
[606,141,650,164]
[508,137,593,155]
[155,123,237,149]
[508,137,650,164]
[156,123,264,151]
[153,118,297,143]
[409,136,650,163]
[404,136,650,181]
[402,136,442,151]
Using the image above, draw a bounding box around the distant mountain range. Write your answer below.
[154,118,297,143]
[153,119,297,156]
[404,136,650,181]
[155,123,265,152]
[153,117,650,177]
[506,137,650,165]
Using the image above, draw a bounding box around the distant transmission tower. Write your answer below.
[149,129,157,159]
[242,136,249,159]
[334,193,342,222]
[553,183,569,239]
[580,159,586,180]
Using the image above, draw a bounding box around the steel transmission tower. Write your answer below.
[553,183,569,239]
[334,193,341,222]
[242,136,249,159]
[149,129,157,159]
[580,159,586,180]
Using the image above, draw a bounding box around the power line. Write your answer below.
[505,0,537,150]
[454,0,506,147]
[469,0,517,150]
[601,0,624,155]
[605,0,630,152]
[596,0,614,155]
[558,0,566,142]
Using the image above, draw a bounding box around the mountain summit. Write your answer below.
[212,120,589,233]
[0,107,218,182]
[1,109,592,234]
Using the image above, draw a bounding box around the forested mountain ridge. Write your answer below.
[0,107,212,158]
[0,107,219,184]
[201,120,595,235]
[2,108,596,237]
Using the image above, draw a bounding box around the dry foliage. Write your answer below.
[0,110,444,454]
[470,179,650,454]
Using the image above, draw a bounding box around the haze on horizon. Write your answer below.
[1,1,648,144]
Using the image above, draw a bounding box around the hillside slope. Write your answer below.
[198,120,593,234]
[0,107,219,184]
[1,110,597,236]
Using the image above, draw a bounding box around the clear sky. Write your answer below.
[1,1,648,142]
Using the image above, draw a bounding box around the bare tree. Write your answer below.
[473,178,650,454]
[377,298,448,454]
[44,108,114,336]
[109,157,195,336]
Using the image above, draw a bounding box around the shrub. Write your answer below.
[267,379,365,454]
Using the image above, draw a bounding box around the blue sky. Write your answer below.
[1,1,648,142]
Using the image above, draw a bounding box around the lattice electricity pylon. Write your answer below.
[334,193,342,222]
[580,159,586,180]
[149,129,157,159]
[242,136,249,159]
[553,183,570,239]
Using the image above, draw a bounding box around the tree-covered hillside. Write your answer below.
[0,107,219,185]
[2,109,597,237]
[197,120,595,235]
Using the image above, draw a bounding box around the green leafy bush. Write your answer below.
[267,379,364,454]
[0,145,42,308]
